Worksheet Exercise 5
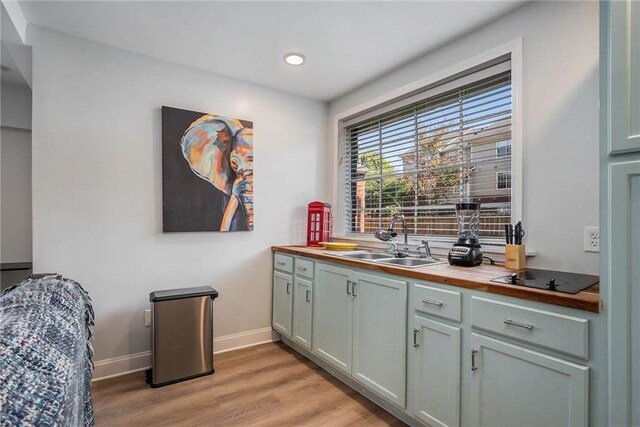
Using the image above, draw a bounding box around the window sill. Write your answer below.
[331,235,536,259]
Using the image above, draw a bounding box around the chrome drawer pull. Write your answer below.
[306,290,311,302]
[296,266,307,271]
[471,349,478,372]
[504,319,534,330]
[286,283,291,295]
[276,261,286,266]
[346,280,352,295]
[413,328,420,348]
[422,298,443,307]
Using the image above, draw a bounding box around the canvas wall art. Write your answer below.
[162,106,254,232]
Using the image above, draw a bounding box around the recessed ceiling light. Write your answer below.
[283,53,305,66]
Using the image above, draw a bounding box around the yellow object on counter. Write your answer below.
[320,242,358,251]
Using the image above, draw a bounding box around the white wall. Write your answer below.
[1,82,32,264]
[329,1,600,274]
[1,82,31,128]
[28,26,328,376]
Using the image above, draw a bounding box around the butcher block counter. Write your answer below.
[272,245,601,313]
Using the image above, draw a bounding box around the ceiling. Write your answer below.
[18,1,525,101]
[1,2,29,86]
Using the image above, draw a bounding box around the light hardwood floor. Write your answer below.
[92,342,407,426]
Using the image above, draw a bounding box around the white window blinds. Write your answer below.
[339,61,512,240]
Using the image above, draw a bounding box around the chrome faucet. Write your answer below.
[374,214,435,259]
[388,214,409,247]
[374,214,409,257]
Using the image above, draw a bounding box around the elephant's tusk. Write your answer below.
[220,195,240,231]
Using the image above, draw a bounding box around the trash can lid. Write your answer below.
[149,286,219,302]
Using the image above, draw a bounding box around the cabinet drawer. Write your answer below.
[471,297,588,359]
[412,283,461,322]
[274,253,294,273]
[295,258,314,279]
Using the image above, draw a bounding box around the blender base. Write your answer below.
[448,240,483,267]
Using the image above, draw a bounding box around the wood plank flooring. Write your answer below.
[92,342,406,426]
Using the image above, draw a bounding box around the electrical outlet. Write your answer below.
[144,309,151,327]
[584,226,600,253]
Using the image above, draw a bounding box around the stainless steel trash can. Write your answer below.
[148,286,219,387]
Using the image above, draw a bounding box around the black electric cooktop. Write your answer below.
[491,268,599,294]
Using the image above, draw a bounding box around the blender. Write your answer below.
[448,203,483,267]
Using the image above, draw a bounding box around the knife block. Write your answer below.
[505,244,526,270]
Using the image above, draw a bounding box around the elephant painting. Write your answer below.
[161,106,253,232]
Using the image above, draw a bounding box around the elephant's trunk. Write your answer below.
[234,172,254,231]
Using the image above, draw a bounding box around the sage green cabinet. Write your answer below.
[602,0,640,424]
[607,160,640,426]
[409,314,461,427]
[293,277,313,350]
[607,0,640,154]
[469,333,589,427]
[313,263,407,407]
[313,263,353,374]
[352,271,407,407]
[272,271,293,337]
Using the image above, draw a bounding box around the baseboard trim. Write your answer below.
[213,327,276,354]
[93,351,151,381]
[92,327,277,381]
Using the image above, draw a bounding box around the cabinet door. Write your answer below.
[313,263,353,374]
[609,160,640,426]
[608,0,640,154]
[469,333,588,427]
[272,271,293,337]
[352,271,407,408]
[293,277,313,350]
[409,315,460,427]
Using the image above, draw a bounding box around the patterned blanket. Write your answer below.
[0,275,95,426]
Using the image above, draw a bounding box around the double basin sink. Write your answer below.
[331,251,446,269]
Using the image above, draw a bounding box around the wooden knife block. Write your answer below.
[505,244,526,270]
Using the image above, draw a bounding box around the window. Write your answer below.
[496,140,512,158]
[496,171,511,189]
[339,60,512,241]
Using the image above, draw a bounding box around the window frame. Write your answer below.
[496,171,512,190]
[331,39,524,249]
[496,139,512,158]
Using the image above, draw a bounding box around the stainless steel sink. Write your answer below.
[339,252,393,261]
[332,251,445,268]
[375,257,445,268]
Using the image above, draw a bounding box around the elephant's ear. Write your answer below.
[180,115,236,195]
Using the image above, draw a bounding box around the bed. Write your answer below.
[0,275,95,426]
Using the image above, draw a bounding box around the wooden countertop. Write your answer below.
[272,245,601,314]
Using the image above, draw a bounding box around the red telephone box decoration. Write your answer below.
[307,201,332,247]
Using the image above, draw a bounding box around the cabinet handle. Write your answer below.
[276,261,286,266]
[504,319,534,330]
[422,298,443,307]
[296,266,307,271]
[346,280,352,295]
[471,349,478,372]
[306,290,311,302]
[286,283,291,294]
[413,328,419,348]
[352,281,358,297]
